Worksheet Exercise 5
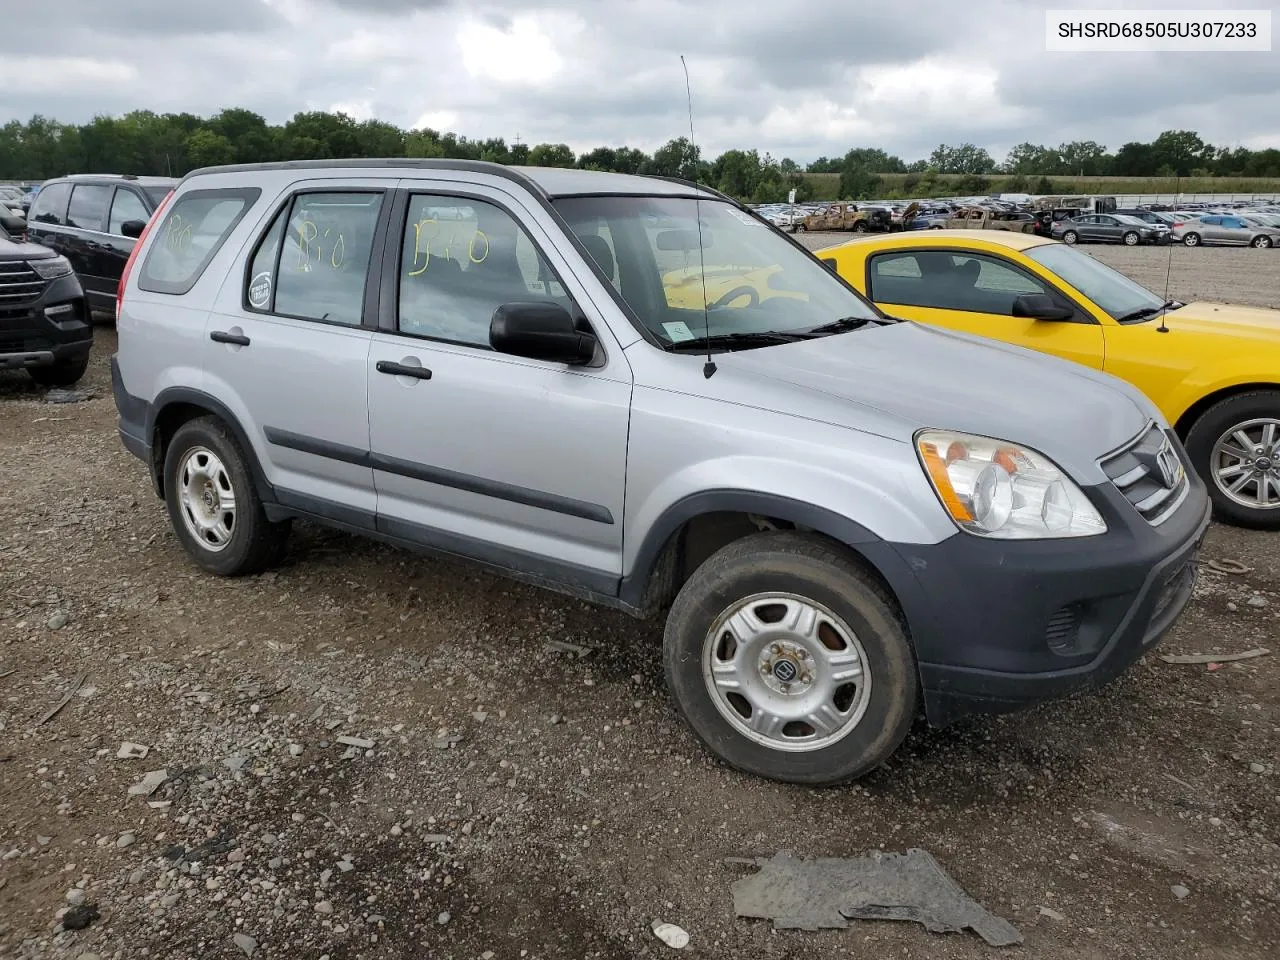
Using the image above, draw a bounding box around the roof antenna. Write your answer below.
[1158,176,1178,333]
[681,55,715,378]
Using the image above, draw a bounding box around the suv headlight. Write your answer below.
[29,256,73,279]
[916,430,1107,539]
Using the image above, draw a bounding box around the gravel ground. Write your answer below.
[1,246,1277,959]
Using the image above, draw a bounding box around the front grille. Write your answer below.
[1101,424,1189,525]
[0,261,47,307]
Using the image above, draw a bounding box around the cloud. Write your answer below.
[1,0,1276,163]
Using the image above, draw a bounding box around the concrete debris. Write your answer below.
[1172,884,1191,900]
[1038,905,1065,921]
[730,849,1023,947]
[232,932,257,957]
[1159,647,1269,665]
[434,734,463,749]
[37,835,52,845]
[437,911,451,925]
[544,639,593,657]
[127,769,169,797]
[651,920,690,949]
[116,741,151,760]
[336,735,375,749]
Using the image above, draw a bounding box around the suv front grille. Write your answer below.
[1101,424,1188,525]
[0,261,47,308]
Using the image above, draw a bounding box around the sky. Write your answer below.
[2,0,1278,164]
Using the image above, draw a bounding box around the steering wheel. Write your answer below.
[709,285,760,310]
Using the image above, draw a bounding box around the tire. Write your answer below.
[1184,390,1280,530]
[794,223,805,233]
[29,353,89,387]
[1122,231,1140,246]
[1252,235,1272,248]
[1062,230,1078,245]
[163,416,291,575]
[662,531,918,785]
[853,221,869,233]
[1183,232,1201,247]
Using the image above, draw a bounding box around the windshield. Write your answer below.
[552,195,881,350]
[1025,243,1166,322]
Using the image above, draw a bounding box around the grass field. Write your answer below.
[802,172,1280,201]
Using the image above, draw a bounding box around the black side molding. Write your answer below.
[262,426,614,525]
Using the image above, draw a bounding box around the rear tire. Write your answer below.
[1183,232,1201,247]
[1062,230,1078,245]
[1122,231,1140,246]
[1184,391,1280,530]
[662,532,918,785]
[29,354,89,387]
[163,416,291,575]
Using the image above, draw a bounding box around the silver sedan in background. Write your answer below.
[1173,214,1280,248]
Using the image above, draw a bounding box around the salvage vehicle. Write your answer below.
[793,202,888,233]
[0,232,92,385]
[112,160,1210,785]
[943,206,1039,234]
[821,229,1280,527]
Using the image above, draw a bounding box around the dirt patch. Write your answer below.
[2,260,1278,958]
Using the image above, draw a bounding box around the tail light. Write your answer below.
[116,189,174,318]
[1172,221,1183,228]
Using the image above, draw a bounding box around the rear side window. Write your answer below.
[66,184,112,230]
[29,182,71,225]
[245,191,384,327]
[138,187,260,295]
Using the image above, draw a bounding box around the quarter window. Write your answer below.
[66,184,112,230]
[108,188,150,235]
[869,251,1054,316]
[397,194,573,347]
[138,188,261,294]
[29,182,71,225]
[247,191,383,326]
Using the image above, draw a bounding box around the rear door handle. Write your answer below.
[210,330,251,346]
[376,360,432,380]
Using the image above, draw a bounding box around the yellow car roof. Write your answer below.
[818,230,1057,254]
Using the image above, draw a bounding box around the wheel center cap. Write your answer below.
[1256,456,1274,473]
[772,658,799,683]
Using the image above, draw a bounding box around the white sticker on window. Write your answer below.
[725,208,763,227]
[248,271,272,308]
[662,320,696,342]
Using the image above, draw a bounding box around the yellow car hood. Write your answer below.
[1167,302,1280,342]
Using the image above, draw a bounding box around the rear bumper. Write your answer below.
[865,460,1212,727]
[111,354,154,466]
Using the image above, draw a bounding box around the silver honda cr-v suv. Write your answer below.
[111,160,1211,784]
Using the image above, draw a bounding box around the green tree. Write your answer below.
[929,143,995,174]
[185,129,236,169]
[647,137,700,179]
[527,143,576,167]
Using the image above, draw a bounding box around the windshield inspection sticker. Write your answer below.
[662,321,696,342]
[726,208,764,227]
[248,271,272,308]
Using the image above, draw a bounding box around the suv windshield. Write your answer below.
[1025,243,1168,322]
[552,195,882,350]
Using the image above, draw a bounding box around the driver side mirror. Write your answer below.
[1012,293,1074,322]
[121,219,147,239]
[490,301,597,365]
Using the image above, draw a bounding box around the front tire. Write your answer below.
[662,532,918,785]
[163,416,291,575]
[1062,230,1078,245]
[1184,391,1280,529]
[29,353,90,387]
[1122,231,1140,246]
[853,221,869,233]
[1252,235,1272,248]
[1183,232,1201,247]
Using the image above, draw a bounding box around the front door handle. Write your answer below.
[376,360,432,380]
[210,330,251,346]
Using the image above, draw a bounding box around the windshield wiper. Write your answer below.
[804,315,885,335]
[666,331,812,352]
[1117,300,1181,324]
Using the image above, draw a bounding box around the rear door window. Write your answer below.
[138,187,260,294]
[29,182,71,225]
[66,184,112,230]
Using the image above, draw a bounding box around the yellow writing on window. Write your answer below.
[161,214,192,254]
[406,217,489,276]
[291,219,347,272]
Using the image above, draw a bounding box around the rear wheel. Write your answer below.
[29,353,89,387]
[1185,391,1280,529]
[663,532,918,785]
[1252,235,1272,248]
[163,417,291,575]
[1122,231,1140,246]
[1183,232,1201,247]
[1062,230,1078,245]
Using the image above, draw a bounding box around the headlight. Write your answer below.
[29,256,73,279]
[916,430,1107,539]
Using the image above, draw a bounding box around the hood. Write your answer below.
[1164,301,1280,344]
[0,233,56,262]
[716,322,1153,481]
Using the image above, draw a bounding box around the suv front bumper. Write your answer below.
[873,460,1212,727]
[0,272,91,371]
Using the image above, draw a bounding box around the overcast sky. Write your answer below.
[3,0,1277,163]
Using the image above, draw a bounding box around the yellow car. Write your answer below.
[820,230,1280,528]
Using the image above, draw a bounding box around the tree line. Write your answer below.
[2,108,1278,203]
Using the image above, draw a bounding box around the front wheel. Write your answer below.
[793,223,805,233]
[663,532,918,785]
[1062,230,1078,245]
[853,221,869,233]
[1185,391,1280,529]
[1183,232,1201,247]
[1252,235,1272,248]
[163,416,292,574]
[1122,231,1140,246]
